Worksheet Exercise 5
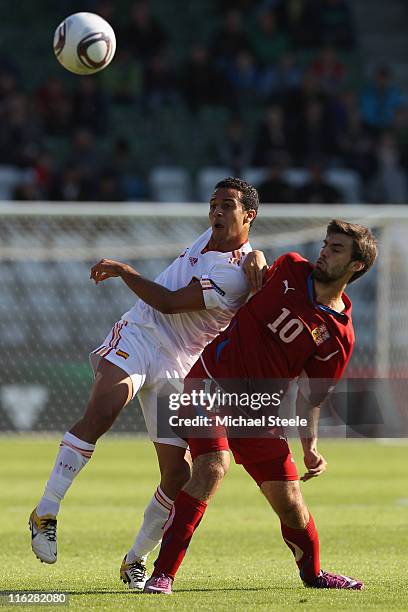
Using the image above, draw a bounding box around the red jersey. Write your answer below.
[200,252,355,402]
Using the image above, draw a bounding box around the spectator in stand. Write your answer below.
[0,93,42,168]
[226,50,261,108]
[257,153,295,203]
[109,138,147,200]
[292,99,336,166]
[180,43,225,112]
[0,60,21,105]
[317,0,355,49]
[262,51,303,98]
[310,45,346,95]
[286,69,328,108]
[215,115,252,176]
[67,128,100,182]
[72,77,108,135]
[211,9,250,71]
[295,161,343,203]
[33,149,56,199]
[36,75,73,137]
[121,0,169,62]
[249,8,291,66]
[252,103,291,167]
[331,88,357,131]
[100,48,142,106]
[284,70,329,148]
[360,66,407,133]
[94,168,125,201]
[371,132,407,204]
[277,0,321,48]
[337,107,378,189]
[13,149,56,201]
[143,50,180,112]
[393,105,408,174]
[13,180,42,201]
[49,161,93,201]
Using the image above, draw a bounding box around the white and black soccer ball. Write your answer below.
[53,12,116,75]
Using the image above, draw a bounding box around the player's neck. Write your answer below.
[207,233,248,253]
[313,280,347,313]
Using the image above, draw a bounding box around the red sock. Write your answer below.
[281,513,320,584]
[153,490,207,579]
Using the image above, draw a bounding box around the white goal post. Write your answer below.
[0,202,406,433]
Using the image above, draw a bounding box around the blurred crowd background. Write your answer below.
[0,0,407,204]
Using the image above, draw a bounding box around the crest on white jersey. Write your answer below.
[228,250,244,265]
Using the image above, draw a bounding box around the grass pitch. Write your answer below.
[1,436,407,611]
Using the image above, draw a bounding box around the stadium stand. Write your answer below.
[0,0,406,203]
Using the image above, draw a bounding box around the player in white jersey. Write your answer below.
[90,227,252,449]
[29,178,266,587]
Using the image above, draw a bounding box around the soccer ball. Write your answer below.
[53,12,116,75]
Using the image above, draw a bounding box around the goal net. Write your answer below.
[0,202,407,435]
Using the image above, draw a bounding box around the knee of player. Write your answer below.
[161,461,191,489]
[195,452,230,485]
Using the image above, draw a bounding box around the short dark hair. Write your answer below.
[214,177,259,224]
[327,219,378,283]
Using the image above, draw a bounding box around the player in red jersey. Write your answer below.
[144,220,378,594]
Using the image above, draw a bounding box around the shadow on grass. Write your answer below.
[68,586,269,595]
[175,587,267,593]
[67,585,302,595]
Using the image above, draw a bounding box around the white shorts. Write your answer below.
[90,320,188,448]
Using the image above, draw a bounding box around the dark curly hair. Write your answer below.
[215,177,259,226]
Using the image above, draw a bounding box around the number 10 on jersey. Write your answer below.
[268,308,304,343]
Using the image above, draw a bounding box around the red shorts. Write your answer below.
[188,435,299,485]
[185,359,299,485]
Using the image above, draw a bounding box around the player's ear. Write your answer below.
[244,209,256,225]
[350,260,364,273]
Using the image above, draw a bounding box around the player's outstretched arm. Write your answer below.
[242,250,268,293]
[90,258,205,313]
[296,390,327,482]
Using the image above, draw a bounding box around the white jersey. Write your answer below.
[122,228,252,373]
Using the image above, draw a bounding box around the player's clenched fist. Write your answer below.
[90,259,135,284]
[301,449,327,482]
[242,250,268,293]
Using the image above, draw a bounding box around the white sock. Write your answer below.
[126,486,173,564]
[36,432,95,517]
